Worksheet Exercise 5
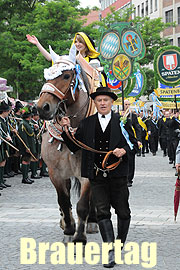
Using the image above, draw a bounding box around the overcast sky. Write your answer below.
[79,0,101,8]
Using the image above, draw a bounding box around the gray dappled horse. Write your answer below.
[37,45,98,244]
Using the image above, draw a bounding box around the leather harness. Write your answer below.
[40,63,122,171]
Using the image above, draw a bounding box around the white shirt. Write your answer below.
[98,111,111,132]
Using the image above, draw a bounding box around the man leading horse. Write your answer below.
[60,86,138,268]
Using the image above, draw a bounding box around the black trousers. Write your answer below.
[128,152,135,183]
[90,173,131,222]
[149,134,158,153]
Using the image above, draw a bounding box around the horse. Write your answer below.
[37,47,99,244]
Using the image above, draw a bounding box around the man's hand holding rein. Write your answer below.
[60,116,71,132]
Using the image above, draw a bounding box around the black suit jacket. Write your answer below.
[62,111,138,179]
[128,112,142,142]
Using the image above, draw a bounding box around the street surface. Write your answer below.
[0,149,180,270]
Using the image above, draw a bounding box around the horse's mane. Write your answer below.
[76,60,90,95]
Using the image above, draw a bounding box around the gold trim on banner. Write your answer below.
[156,88,180,96]
[161,101,180,109]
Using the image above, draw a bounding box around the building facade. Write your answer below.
[132,0,180,47]
[132,0,162,19]
[99,0,131,18]
[162,0,180,46]
[99,0,180,46]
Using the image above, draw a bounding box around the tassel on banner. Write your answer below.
[57,143,62,151]
[48,137,54,143]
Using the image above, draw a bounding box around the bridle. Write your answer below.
[40,68,90,121]
[40,61,122,171]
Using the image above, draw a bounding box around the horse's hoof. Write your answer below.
[63,235,74,244]
[86,222,99,234]
[73,233,87,245]
[64,225,76,236]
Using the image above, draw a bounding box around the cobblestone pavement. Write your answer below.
[0,150,180,270]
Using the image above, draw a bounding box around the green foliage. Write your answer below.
[94,6,175,95]
[133,16,175,66]
[0,0,94,100]
[0,1,176,100]
[98,6,134,30]
[141,67,155,95]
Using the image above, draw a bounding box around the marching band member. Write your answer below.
[0,100,12,192]
[30,106,42,179]
[122,100,141,187]
[18,106,36,184]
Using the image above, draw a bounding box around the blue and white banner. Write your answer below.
[128,69,143,97]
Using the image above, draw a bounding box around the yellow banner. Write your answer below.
[114,97,122,105]
[161,101,180,109]
[156,88,180,96]
[114,97,137,105]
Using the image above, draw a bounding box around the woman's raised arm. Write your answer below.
[26,34,52,62]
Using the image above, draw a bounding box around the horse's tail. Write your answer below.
[71,176,81,198]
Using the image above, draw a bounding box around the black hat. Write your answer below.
[0,100,10,113]
[20,105,32,119]
[31,106,38,116]
[14,100,23,113]
[90,86,118,101]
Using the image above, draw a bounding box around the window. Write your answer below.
[101,0,105,10]
[178,37,180,47]
[178,7,180,24]
[165,10,173,23]
[104,0,109,9]
[142,3,144,17]
[134,7,136,18]
[146,0,148,16]
[155,0,158,11]
[169,39,173,45]
[138,5,140,16]
[150,0,153,13]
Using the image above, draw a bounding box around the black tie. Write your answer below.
[101,115,105,118]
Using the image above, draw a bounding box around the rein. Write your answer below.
[65,127,122,171]
[40,61,122,170]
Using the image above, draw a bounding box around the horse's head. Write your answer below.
[37,63,77,120]
[37,45,89,121]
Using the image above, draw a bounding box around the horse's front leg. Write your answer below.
[59,178,72,230]
[73,178,91,245]
[56,180,76,244]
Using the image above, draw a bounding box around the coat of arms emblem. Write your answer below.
[163,54,177,70]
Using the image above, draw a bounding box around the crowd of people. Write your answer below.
[135,107,180,172]
[0,98,48,196]
[1,30,180,268]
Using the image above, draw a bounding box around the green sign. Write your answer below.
[98,22,146,97]
[154,46,180,87]
[112,54,132,81]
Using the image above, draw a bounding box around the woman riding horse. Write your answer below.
[30,31,105,244]
[26,32,106,86]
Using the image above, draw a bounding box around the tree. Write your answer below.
[94,6,175,95]
[0,0,94,100]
